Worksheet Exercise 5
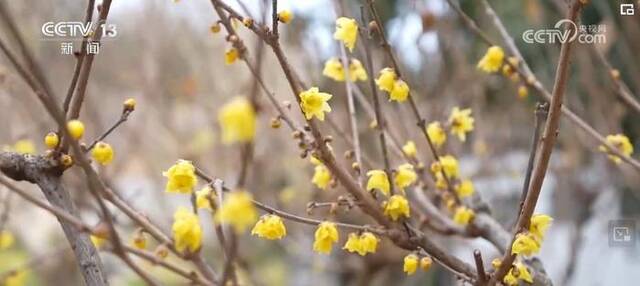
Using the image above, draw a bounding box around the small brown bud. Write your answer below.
[323,136,333,144]
[242,18,254,27]
[210,22,221,33]
[123,98,136,112]
[329,202,339,215]
[351,162,360,173]
[368,21,378,33]
[155,244,169,259]
[526,75,536,85]
[421,10,436,31]
[344,150,354,160]
[292,130,303,139]
[228,35,239,43]
[282,100,292,109]
[270,117,282,129]
[610,69,620,80]
[60,154,74,167]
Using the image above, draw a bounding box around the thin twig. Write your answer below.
[490,1,583,284]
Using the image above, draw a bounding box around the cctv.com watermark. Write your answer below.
[522,19,606,45]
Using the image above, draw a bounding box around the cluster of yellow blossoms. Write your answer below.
[403,253,433,275]
[376,68,410,102]
[322,58,368,82]
[343,232,378,256]
[492,259,533,286]
[511,214,553,257]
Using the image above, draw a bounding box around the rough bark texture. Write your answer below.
[0,152,108,285]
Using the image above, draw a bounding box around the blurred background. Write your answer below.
[1,0,639,285]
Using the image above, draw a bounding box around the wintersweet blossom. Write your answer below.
[477,46,505,73]
[218,97,256,144]
[312,165,332,190]
[394,163,417,190]
[449,107,475,142]
[389,79,410,102]
[334,17,358,52]
[530,214,553,239]
[420,256,433,271]
[366,170,390,196]
[455,179,475,198]
[383,195,410,221]
[599,134,634,164]
[403,254,419,275]
[215,191,258,233]
[251,214,287,240]
[195,186,214,210]
[503,262,533,285]
[277,10,293,23]
[438,155,459,179]
[453,206,475,225]
[163,160,198,194]
[426,121,446,148]
[343,232,378,256]
[299,87,332,121]
[225,47,239,64]
[322,58,345,81]
[511,232,541,256]
[172,207,202,253]
[313,221,339,254]
[44,132,59,149]
[402,141,417,158]
[91,142,114,165]
[132,231,148,250]
[348,59,368,82]
[376,68,396,93]
[67,120,85,140]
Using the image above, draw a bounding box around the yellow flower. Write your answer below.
[210,23,221,33]
[402,141,417,158]
[67,120,85,140]
[0,230,15,249]
[599,134,634,164]
[4,269,28,286]
[44,132,59,149]
[322,58,345,81]
[366,170,390,196]
[195,186,214,210]
[251,214,287,240]
[313,221,339,254]
[334,17,358,52]
[529,214,553,240]
[215,190,258,233]
[503,262,533,286]
[225,47,239,65]
[312,164,332,190]
[403,254,419,275]
[477,45,505,73]
[453,206,475,225]
[359,232,379,255]
[278,10,294,24]
[343,232,378,256]
[438,155,459,179]
[518,85,528,99]
[218,97,256,144]
[455,179,474,198]
[91,142,114,165]
[383,195,410,221]
[511,232,541,256]
[132,231,148,250]
[343,233,362,255]
[163,160,198,194]
[394,163,417,190]
[434,172,448,190]
[123,98,136,111]
[348,59,368,82]
[420,256,433,271]
[389,79,410,102]
[299,87,332,121]
[449,107,474,142]
[172,207,203,253]
[90,235,107,249]
[426,121,446,148]
[375,68,396,93]
[13,140,35,155]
